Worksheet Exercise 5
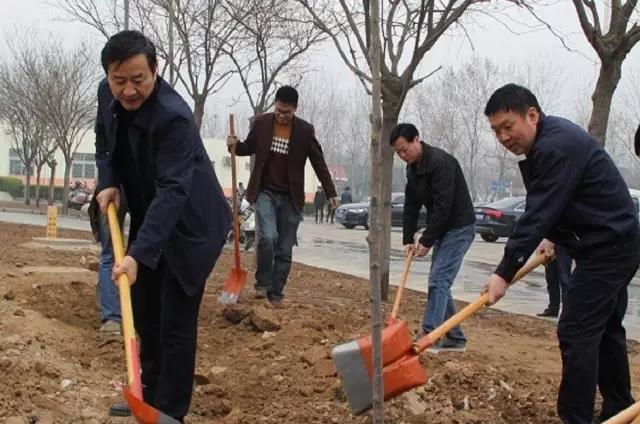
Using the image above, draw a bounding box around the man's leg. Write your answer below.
[315,207,319,222]
[557,250,638,424]
[541,260,561,315]
[98,213,121,325]
[269,194,301,301]
[422,224,474,340]
[153,266,205,422]
[130,263,163,405]
[555,246,572,304]
[255,191,279,295]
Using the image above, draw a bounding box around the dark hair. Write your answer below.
[389,123,419,146]
[484,84,543,117]
[634,123,640,156]
[275,86,299,106]
[101,30,157,73]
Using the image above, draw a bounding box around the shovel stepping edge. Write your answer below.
[332,340,373,415]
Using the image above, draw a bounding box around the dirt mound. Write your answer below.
[1,222,639,423]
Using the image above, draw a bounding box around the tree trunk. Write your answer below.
[368,0,384,420]
[193,94,206,132]
[588,59,623,145]
[48,162,56,206]
[62,159,71,215]
[35,166,42,207]
[24,164,32,205]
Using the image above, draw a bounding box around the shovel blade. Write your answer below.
[123,386,181,424]
[218,267,248,304]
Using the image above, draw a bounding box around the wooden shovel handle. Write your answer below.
[413,252,552,353]
[601,402,640,424]
[228,114,241,271]
[107,202,142,398]
[390,249,414,319]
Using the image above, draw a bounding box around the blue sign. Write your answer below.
[490,180,509,191]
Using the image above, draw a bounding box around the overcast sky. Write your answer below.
[1,0,638,121]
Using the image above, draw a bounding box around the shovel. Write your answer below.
[218,113,248,305]
[334,252,551,414]
[106,202,180,424]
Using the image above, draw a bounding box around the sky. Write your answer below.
[0,0,638,121]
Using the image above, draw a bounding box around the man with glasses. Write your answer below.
[227,86,337,307]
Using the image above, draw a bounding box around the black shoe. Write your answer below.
[109,403,131,417]
[536,308,559,318]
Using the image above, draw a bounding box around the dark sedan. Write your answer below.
[475,196,526,242]
[335,192,427,230]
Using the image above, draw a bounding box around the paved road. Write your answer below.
[294,220,640,341]
[3,210,640,340]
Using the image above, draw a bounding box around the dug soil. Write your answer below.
[1,221,640,423]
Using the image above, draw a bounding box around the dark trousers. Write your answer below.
[131,261,204,422]
[545,246,572,312]
[315,205,324,223]
[325,204,335,223]
[557,235,640,423]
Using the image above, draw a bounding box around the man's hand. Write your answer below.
[414,242,430,257]
[112,255,138,286]
[536,238,555,258]
[403,244,414,255]
[330,197,338,209]
[96,187,120,215]
[482,273,508,305]
[226,135,239,152]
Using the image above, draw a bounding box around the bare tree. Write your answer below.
[296,0,502,298]
[0,62,39,204]
[223,0,325,118]
[10,37,97,214]
[53,0,240,130]
[33,135,58,207]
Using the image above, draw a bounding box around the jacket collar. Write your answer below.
[526,112,547,158]
[409,141,429,176]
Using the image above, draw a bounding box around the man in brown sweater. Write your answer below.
[227,86,337,307]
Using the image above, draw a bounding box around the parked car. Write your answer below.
[475,196,526,242]
[335,192,427,230]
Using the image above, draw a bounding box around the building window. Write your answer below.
[8,149,26,176]
[72,152,97,179]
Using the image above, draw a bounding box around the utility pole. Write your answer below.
[124,0,130,30]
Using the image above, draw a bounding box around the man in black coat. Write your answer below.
[390,123,476,353]
[483,84,640,424]
[94,30,231,422]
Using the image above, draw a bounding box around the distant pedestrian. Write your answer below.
[340,186,353,204]
[314,185,326,223]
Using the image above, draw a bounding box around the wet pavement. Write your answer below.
[294,220,640,341]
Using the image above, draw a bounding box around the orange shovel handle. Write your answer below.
[107,202,142,399]
[390,249,414,319]
[413,252,551,353]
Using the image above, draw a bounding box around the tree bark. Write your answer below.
[379,117,398,301]
[24,165,32,205]
[62,158,71,215]
[588,59,623,145]
[48,162,56,206]
[368,0,384,420]
[193,94,206,132]
[35,167,42,207]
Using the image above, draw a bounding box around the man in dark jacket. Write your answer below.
[340,186,353,204]
[227,86,337,306]
[390,123,476,352]
[483,84,640,424]
[94,30,231,422]
[314,185,326,223]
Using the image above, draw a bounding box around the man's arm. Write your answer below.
[418,158,456,247]
[495,148,580,282]
[127,117,196,270]
[402,181,420,246]
[94,86,120,193]
[308,127,337,199]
